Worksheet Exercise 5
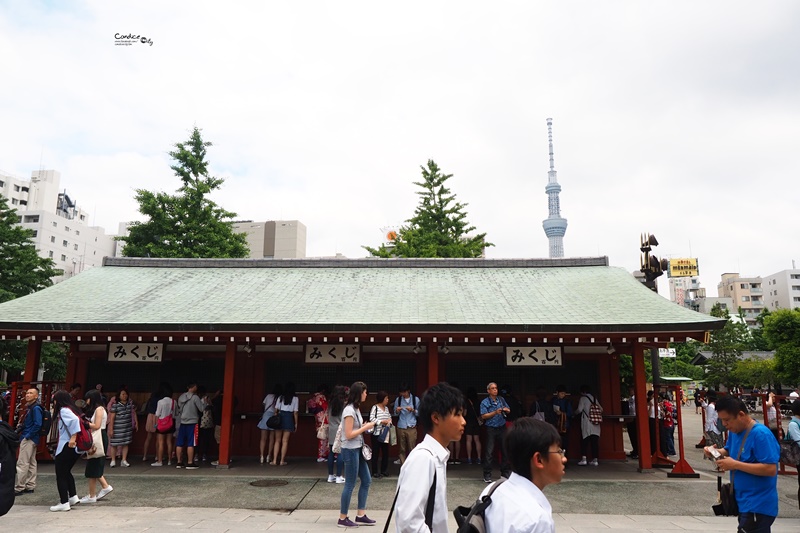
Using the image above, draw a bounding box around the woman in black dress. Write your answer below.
[463,387,482,464]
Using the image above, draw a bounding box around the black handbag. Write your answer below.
[266,414,282,429]
[711,425,753,516]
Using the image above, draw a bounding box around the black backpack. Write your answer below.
[454,477,507,532]
[38,405,52,438]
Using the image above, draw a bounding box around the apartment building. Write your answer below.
[233,220,306,259]
[763,269,800,311]
[717,273,764,325]
[0,169,117,282]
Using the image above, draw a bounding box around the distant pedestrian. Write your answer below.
[270,382,298,466]
[107,387,136,468]
[482,418,566,533]
[175,381,205,469]
[659,393,676,456]
[368,390,392,478]
[307,384,329,462]
[152,383,175,467]
[395,382,465,532]
[393,383,419,465]
[79,389,113,503]
[257,383,282,464]
[480,381,511,483]
[463,387,482,465]
[337,381,378,528]
[142,386,161,462]
[575,385,602,466]
[624,386,639,459]
[14,388,42,496]
[551,385,573,460]
[326,385,346,483]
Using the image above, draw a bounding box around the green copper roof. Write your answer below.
[0,257,724,334]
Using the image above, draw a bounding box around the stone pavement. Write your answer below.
[3,505,800,532]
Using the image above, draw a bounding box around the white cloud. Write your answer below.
[1,0,798,297]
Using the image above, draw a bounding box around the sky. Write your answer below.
[1,1,798,298]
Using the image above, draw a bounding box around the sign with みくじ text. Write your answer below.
[505,346,562,366]
[305,344,360,363]
[108,343,163,362]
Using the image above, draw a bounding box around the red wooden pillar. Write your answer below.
[23,337,42,381]
[427,341,439,388]
[632,342,652,471]
[217,341,236,468]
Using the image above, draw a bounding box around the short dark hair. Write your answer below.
[791,400,800,417]
[505,417,561,481]
[716,395,747,417]
[376,390,388,403]
[418,382,464,433]
[70,383,82,391]
[398,383,410,393]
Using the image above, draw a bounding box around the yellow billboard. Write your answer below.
[668,258,698,278]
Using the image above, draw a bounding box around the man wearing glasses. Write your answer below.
[480,382,511,483]
[481,418,567,533]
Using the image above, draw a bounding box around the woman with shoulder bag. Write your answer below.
[152,383,175,467]
[326,385,347,483]
[50,390,83,512]
[80,389,113,503]
[257,383,282,465]
[270,382,298,466]
[369,391,392,478]
[337,381,378,528]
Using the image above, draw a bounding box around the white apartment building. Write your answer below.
[763,269,800,311]
[233,220,306,259]
[0,169,117,282]
[668,276,702,309]
[717,273,764,325]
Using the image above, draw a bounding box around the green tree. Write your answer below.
[732,357,777,389]
[746,308,771,351]
[0,196,67,380]
[0,341,68,381]
[762,308,800,385]
[119,127,249,258]
[704,303,748,389]
[364,160,492,258]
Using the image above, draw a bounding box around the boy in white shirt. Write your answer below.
[395,383,466,532]
[482,418,567,533]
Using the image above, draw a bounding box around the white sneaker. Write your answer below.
[50,502,70,512]
[393,459,402,465]
[96,485,113,500]
[211,460,220,466]
[590,459,599,466]
[577,457,588,466]
[335,476,346,484]
[110,460,116,468]
[80,495,97,504]
[68,495,80,505]
[327,475,336,483]
[121,460,131,467]
[151,461,163,467]
[317,457,327,463]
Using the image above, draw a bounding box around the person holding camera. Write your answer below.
[480,382,511,483]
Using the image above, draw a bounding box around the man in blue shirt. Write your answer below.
[15,388,43,496]
[393,383,419,465]
[707,395,780,533]
[480,382,511,483]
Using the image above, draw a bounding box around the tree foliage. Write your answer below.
[763,308,800,385]
[732,357,777,389]
[0,195,66,379]
[704,303,748,389]
[364,160,492,258]
[0,195,62,303]
[119,127,249,258]
[0,341,67,382]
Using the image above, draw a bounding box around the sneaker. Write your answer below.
[110,460,116,468]
[97,485,113,500]
[337,517,358,528]
[50,502,70,512]
[317,457,326,463]
[151,461,163,467]
[483,474,492,483]
[121,460,131,467]
[393,459,402,465]
[185,463,200,470]
[355,514,377,525]
[79,495,97,504]
[476,459,482,465]
[211,460,220,466]
[68,495,80,506]
[327,475,336,483]
[465,458,472,464]
[577,458,588,466]
[590,459,599,466]
[335,476,346,484]
[176,463,184,469]
[453,460,461,465]
[167,460,172,466]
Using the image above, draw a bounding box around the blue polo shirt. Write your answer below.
[480,396,509,428]
[724,421,780,517]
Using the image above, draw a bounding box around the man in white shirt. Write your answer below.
[395,383,466,533]
[482,418,567,533]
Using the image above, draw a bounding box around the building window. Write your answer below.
[791,274,800,280]
[73,244,79,250]
[793,286,800,291]
[62,240,68,247]
[65,226,70,232]
[21,186,28,193]
[80,214,85,221]
[50,236,56,243]
[52,221,57,227]
[60,254,66,262]
[31,230,37,237]
[48,251,53,258]
[0,180,4,187]
[19,200,27,206]
[742,296,750,302]
[75,230,80,236]
[22,215,40,223]
[795,297,800,303]
[14,185,20,192]
[11,198,18,205]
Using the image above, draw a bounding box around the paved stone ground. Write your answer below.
[7,404,799,531]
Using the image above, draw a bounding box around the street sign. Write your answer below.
[658,348,676,358]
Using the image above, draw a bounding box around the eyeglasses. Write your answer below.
[544,448,566,456]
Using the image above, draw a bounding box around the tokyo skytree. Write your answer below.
[542,118,568,258]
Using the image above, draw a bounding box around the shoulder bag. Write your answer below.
[712,424,753,516]
[780,419,800,467]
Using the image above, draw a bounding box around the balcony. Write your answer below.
[749,287,762,294]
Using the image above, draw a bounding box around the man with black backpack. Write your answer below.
[14,387,44,496]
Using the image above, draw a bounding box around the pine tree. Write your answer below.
[119,127,249,258]
[364,160,492,258]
